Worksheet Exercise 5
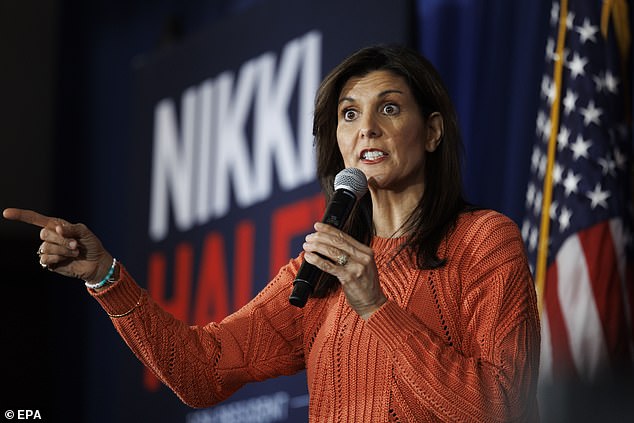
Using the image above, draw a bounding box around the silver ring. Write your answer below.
[39,259,48,269]
[336,254,348,266]
[37,247,44,256]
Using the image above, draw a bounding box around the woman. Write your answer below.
[4,45,540,421]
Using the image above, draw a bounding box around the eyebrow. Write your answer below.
[338,89,404,104]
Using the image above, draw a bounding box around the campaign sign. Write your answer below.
[117,0,412,421]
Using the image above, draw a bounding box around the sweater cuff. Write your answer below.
[88,264,146,317]
[366,300,419,353]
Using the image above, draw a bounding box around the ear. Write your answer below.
[424,112,444,152]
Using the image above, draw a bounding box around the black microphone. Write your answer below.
[289,168,368,308]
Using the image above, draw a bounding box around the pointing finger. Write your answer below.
[3,208,58,228]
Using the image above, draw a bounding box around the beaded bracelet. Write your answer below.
[85,258,117,290]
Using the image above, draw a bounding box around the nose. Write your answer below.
[359,113,381,139]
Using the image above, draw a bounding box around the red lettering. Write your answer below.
[145,243,193,391]
[141,195,321,393]
[148,244,193,319]
[270,193,325,278]
[234,220,255,310]
[194,232,230,326]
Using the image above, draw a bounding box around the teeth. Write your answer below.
[363,150,385,160]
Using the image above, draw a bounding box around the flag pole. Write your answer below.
[536,0,569,315]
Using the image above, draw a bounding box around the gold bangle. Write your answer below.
[107,297,142,318]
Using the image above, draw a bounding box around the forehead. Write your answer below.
[339,70,410,100]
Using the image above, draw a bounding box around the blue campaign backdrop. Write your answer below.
[6,0,630,422]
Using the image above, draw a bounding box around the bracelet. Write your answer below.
[107,297,142,318]
[85,258,117,289]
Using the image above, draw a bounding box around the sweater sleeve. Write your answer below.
[366,211,540,422]
[90,257,306,408]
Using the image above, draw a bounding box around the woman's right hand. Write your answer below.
[3,208,113,285]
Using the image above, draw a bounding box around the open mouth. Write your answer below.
[360,149,388,162]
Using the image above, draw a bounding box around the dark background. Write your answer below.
[2,0,632,422]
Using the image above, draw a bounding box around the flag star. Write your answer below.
[529,226,539,251]
[604,71,619,93]
[531,147,541,171]
[538,154,547,177]
[566,11,576,30]
[549,200,559,220]
[536,111,547,138]
[526,183,536,208]
[550,2,560,26]
[592,71,619,94]
[541,75,557,104]
[575,18,598,43]
[521,219,530,241]
[586,183,611,209]
[562,89,578,114]
[598,156,616,176]
[570,135,592,160]
[559,206,572,232]
[545,38,557,62]
[553,162,564,184]
[563,170,581,196]
[580,100,603,126]
[567,52,588,78]
[534,190,543,216]
[541,75,550,98]
[542,117,552,142]
[557,126,571,150]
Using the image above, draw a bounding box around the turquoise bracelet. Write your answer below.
[85,258,117,289]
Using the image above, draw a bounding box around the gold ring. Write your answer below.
[336,254,348,266]
[37,248,44,256]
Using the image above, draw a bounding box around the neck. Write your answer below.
[370,186,423,238]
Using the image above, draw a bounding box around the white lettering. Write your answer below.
[195,78,215,224]
[149,89,197,241]
[148,31,322,241]
[253,31,321,198]
[211,65,258,217]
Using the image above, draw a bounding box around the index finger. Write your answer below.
[3,208,57,228]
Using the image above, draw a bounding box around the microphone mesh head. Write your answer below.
[334,168,368,199]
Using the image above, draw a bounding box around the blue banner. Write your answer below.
[111,0,413,421]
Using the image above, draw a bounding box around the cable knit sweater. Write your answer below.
[92,209,540,422]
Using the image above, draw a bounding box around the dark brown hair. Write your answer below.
[312,44,468,297]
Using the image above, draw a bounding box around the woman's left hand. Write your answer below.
[302,222,387,320]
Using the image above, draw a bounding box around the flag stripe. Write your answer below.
[544,260,578,380]
[539,306,554,385]
[578,220,632,372]
[557,232,609,381]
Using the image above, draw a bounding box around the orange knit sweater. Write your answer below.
[92,209,540,422]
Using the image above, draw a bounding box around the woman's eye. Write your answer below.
[382,103,400,115]
[343,109,358,121]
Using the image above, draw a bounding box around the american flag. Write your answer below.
[521,0,634,385]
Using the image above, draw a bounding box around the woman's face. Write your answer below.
[336,70,442,194]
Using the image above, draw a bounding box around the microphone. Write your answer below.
[289,168,368,308]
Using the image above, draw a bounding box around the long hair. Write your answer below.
[311,44,468,297]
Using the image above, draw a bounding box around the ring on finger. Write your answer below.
[37,247,44,256]
[336,254,348,266]
[39,259,48,269]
